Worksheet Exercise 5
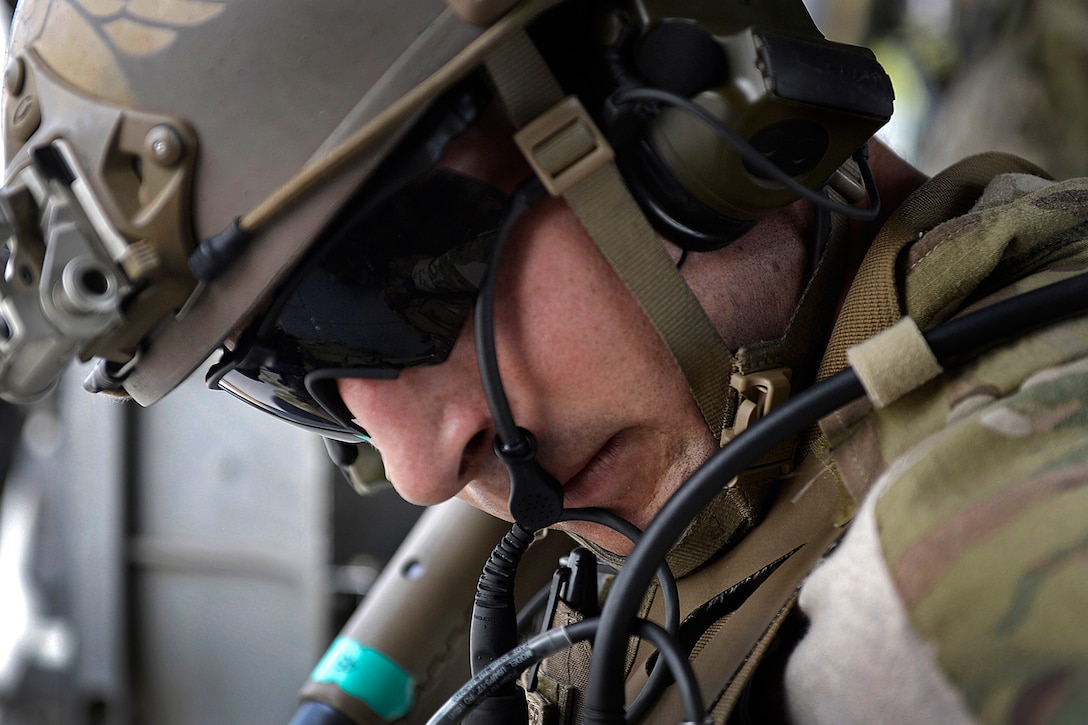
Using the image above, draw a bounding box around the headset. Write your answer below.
[531,0,893,252]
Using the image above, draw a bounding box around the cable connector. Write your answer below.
[496,429,563,531]
[188,217,254,282]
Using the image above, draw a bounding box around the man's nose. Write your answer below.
[336,335,494,506]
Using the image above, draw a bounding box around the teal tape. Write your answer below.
[310,637,416,721]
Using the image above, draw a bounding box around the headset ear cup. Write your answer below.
[616,134,755,253]
[614,18,751,252]
[595,1,893,253]
[634,19,729,97]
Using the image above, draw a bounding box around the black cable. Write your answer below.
[610,86,882,224]
[472,178,565,531]
[810,191,833,278]
[556,508,681,722]
[516,581,553,633]
[465,178,562,723]
[471,525,538,658]
[189,217,253,282]
[428,616,706,725]
[430,619,598,725]
[513,508,682,712]
[582,369,864,724]
[582,272,1088,723]
[558,508,680,632]
[632,620,706,723]
[474,179,546,448]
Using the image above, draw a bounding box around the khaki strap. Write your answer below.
[816,152,1051,382]
[565,166,735,438]
[484,31,734,438]
[625,452,848,723]
[481,28,562,123]
[709,593,798,720]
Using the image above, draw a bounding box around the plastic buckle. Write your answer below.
[514,96,615,197]
[723,366,797,484]
[726,367,792,440]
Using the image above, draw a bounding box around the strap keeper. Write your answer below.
[514,96,614,196]
[846,316,943,408]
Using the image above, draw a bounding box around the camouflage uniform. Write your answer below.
[786,165,1088,723]
[528,157,1088,724]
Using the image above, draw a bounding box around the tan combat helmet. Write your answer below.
[0,0,551,405]
[0,0,891,455]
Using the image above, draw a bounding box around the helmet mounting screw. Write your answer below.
[3,58,24,96]
[145,124,184,167]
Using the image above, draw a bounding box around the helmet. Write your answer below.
[0,0,535,405]
[0,0,892,447]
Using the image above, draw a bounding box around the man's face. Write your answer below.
[337,110,719,553]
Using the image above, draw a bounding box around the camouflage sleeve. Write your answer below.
[784,475,976,724]
[787,348,1088,724]
[874,351,1088,722]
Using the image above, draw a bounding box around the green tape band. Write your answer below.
[309,637,416,721]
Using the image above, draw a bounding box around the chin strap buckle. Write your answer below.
[513,95,615,197]
[726,367,792,440]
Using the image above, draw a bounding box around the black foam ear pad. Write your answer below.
[617,135,756,253]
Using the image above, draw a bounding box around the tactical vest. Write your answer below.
[522,155,1088,724]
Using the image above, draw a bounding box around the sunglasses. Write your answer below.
[207,167,511,442]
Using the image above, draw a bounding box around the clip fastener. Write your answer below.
[725,367,792,442]
[722,367,796,482]
[514,96,615,197]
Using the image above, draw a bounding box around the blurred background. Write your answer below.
[0,0,1085,723]
[812,0,1088,178]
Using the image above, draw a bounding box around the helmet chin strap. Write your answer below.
[470,29,737,530]
[483,30,738,440]
[473,177,564,532]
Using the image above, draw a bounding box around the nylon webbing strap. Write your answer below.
[566,166,734,438]
[484,30,734,438]
[816,152,1051,381]
[481,29,562,124]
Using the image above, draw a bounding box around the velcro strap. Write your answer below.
[846,316,943,408]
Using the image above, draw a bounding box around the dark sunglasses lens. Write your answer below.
[212,170,509,438]
[274,169,507,371]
